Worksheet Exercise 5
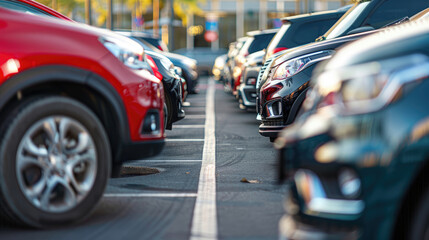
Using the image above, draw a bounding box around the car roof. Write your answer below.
[281,9,346,23]
[11,0,72,20]
[247,28,278,37]
[115,31,160,40]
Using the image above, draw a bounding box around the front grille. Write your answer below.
[256,58,274,114]
[262,119,284,126]
[256,58,273,89]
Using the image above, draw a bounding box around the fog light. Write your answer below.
[338,168,361,198]
[142,110,160,134]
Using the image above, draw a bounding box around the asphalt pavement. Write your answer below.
[0,77,288,240]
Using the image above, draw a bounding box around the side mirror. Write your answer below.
[347,26,375,35]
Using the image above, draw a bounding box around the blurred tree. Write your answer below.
[37,0,204,27]
[38,0,84,16]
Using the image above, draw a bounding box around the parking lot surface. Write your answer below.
[0,77,287,240]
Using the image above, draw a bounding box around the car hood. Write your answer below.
[324,19,429,70]
[272,30,377,67]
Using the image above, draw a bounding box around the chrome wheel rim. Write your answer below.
[16,116,97,213]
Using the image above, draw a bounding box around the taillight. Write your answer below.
[146,55,163,80]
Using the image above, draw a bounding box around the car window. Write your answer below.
[248,34,275,54]
[292,19,338,45]
[0,0,50,17]
[365,0,429,28]
[324,2,370,40]
[266,23,291,52]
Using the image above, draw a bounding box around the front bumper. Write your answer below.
[279,215,360,240]
[258,122,286,138]
[122,139,165,160]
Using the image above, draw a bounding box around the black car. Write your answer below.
[258,0,429,142]
[265,6,349,61]
[117,31,199,94]
[145,51,185,130]
[277,18,429,240]
[117,31,169,52]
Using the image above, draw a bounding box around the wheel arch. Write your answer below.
[392,157,429,240]
[0,65,129,174]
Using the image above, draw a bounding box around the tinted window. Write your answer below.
[266,23,291,51]
[292,19,338,45]
[365,0,429,28]
[141,37,161,49]
[131,37,160,52]
[0,0,50,17]
[325,2,370,40]
[248,33,275,54]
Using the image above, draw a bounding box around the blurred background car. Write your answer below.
[236,50,264,111]
[276,18,429,240]
[229,29,278,96]
[145,52,185,130]
[212,54,228,81]
[223,38,248,93]
[0,8,164,227]
[119,31,199,94]
[174,47,227,76]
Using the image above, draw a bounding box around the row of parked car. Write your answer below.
[0,0,199,228]
[215,0,429,239]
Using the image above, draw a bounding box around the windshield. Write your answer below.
[324,1,370,40]
[266,23,291,56]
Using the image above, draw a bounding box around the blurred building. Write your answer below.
[191,0,348,51]
[70,0,349,51]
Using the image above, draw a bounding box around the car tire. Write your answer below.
[163,102,168,131]
[0,96,111,228]
[408,186,429,240]
[164,91,173,130]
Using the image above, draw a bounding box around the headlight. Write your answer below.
[271,51,334,81]
[214,58,225,69]
[316,54,429,114]
[100,36,145,70]
[338,168,361,199]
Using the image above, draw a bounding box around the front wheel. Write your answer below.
[0,96,111,228]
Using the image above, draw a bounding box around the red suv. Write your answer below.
[0,9,165,227]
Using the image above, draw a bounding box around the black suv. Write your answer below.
[258,0,429,142]
[237,8,349,111]
[277,18,429,240]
